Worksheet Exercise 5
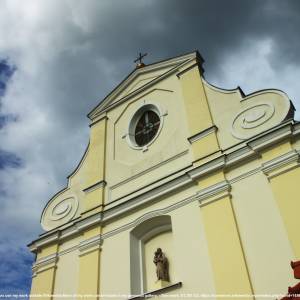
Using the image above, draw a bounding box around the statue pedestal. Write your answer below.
[154,280,170,290]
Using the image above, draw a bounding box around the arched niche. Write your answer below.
[130,215,174,294]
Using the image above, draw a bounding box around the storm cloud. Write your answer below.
[0,0,300,295]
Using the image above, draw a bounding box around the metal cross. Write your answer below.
[134,52,147,65]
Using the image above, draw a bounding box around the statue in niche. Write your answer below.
[153,248,169,281]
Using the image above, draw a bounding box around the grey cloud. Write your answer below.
[0,0,300,294]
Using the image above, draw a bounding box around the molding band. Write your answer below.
[79,235,102,256]
[32,253,58,277]
[29,121,300,252]
[262,150,300,179]
[83,180,106,194]
[188,126,218,144]
[197,180,231,207]
[129,281,182,300]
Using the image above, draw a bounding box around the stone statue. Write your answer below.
[153,248,169,281]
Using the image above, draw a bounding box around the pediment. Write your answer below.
[88,51,202,120]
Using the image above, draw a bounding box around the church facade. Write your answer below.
[28,51,300,300]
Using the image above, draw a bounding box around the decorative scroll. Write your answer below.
[41,196,79,231]
[231,103,275,140]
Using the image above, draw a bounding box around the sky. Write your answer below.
[1,0,300,297]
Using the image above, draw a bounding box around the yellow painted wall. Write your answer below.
[231,171,296,297]
[53,251,79,299]
[30,243,58,300]
[31,53,300,300]
[37,244,58,260]
[268,167,300,258]
[78,249,100,300]
[105,78,192,204]
[179,65,213,135]
[170,201,216,295]
[99,232,131,300]
[30,268,56,300]
[201,195,253,298]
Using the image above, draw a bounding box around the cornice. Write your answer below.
[83,180,106,194]
[128,281,182,300]
[32,253,58,276]
[109,150,189,192]
[188,126,218,144]
[247,120,293,152]
[188,155,226,180]
[262,149,300,179]
[28,232,60,253]
[88,52,199,119]
[197,180,231,207]
[29,120,300,251]
[79,235,102,256]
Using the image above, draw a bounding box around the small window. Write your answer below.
[126,104,164,150]
[134,110,160,147]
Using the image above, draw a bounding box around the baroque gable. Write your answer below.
[88,51,202,120]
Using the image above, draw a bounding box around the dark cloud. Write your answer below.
[31,0,300,127]
[0,0,300,296]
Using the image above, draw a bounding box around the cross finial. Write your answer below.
[134,52,147,68]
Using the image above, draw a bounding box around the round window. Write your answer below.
[134,110,160,146]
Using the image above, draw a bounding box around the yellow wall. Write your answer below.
[201,195,253,298]
[53,250,79,299]
[30,244,59,300]
[99,232,131,299]
[30,53,300,300]
[231,171,296,297]
[268,167,300,258]
[30,268,56,300]
[78,249,101,299]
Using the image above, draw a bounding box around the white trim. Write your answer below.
[109,150,188,192]
[29,121,300,252]
[35,253,58,267]
[29,232,60,252]
[79,235,102,256]
[188,156,225,180]
[230,167,261,184]
[262,150,300,178]
[128,281,182,300]
[202,78,243,95]
[83,180,106,194]
[89,53,197,119]
[197,180,231,205]
[29,143,300,257]
[125,103,166,151]
[188,126,217,144]
[141,224,172,243]
[247,121,293,152]
[32,253,58,275]
[138,240,144,293]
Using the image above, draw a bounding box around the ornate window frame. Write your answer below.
[124,102,167,152]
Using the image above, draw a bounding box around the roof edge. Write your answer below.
[87,50,203,120]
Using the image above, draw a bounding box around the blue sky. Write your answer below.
[0,0,300,298]
[0,60,34,298]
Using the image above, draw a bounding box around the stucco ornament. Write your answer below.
[153,248,169,281]
[41,196,79,231]
[231,103,275,140]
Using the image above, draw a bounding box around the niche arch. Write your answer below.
[130,215,175,294]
